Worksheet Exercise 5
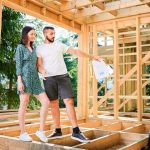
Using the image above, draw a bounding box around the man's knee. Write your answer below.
[50,99,59,107]
[64,98,74,106]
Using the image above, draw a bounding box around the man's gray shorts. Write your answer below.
[43,73,73,100]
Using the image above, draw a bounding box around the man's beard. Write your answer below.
[46,36,54,43]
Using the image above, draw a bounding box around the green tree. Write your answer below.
[0,7,79,110]
[0,7,24,109]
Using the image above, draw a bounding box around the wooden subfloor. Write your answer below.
[0,109,149,150]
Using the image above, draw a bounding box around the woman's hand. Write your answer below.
[41,69,47,80]
[18,81,24,92]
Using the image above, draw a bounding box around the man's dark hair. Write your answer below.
[43,26,55,33]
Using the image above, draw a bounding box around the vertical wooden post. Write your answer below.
[104,35,107,108]
[136,17,142,121]
[113,21,119,119]
[0,0,2,43]
[87,25,91,116]
[87,25,93,116]
[92,25,98,117]
[77,25,88,119]
[123,42,126,112]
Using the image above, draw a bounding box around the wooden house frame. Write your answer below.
[0,0,150,149]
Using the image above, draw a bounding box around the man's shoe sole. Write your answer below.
[47,135,62,140]
[71,136,90,143]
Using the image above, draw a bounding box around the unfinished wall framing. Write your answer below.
[88,13,150,122]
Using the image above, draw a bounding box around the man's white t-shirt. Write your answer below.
[36,42,69,77]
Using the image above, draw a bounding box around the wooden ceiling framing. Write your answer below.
[1,0,150,33]
[38,0,150,23]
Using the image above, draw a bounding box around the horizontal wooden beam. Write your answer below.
[2,0,82,33]
[63,0,150,19]
[60,0,107,12]
[87,9,150,29]
[86,3,150,23]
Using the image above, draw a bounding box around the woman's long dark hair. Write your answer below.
[20,26,35,48]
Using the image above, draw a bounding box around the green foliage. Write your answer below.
[64,55,78,107]
[0,7,24,109]
[146,65,150,96]
[28,96,41,110]
[0,7,78,110]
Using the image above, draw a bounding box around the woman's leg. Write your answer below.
[35,92,49,131]
[18,93,30,134]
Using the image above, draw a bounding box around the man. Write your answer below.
[37,26,101,143]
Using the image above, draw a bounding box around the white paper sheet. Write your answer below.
[92,60,113,81]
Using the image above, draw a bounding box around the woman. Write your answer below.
[15,26,49,142]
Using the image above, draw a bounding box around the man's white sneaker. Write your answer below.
[35,131,48,143]
[19,132,32,142]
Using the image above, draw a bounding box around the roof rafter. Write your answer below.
[63,0,150,19]
[87,4,150,24]
[60,0,108,12]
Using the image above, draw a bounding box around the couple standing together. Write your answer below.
[15,26,101,143]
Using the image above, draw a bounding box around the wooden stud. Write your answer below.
[147,3,150,7]
[136,17,143,121]
[109,10,117,16]
[92,25,98,117]
[41,7,46,16]
[95,2,105,10]
[70,20,74,28]
[77,24,88,119]
[122,41,126,112]
[87,25,92,116]
[113,21,119,119]
[20,0,26,7]
[58,14,62,22]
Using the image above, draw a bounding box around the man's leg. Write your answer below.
[57,74,89,142]
[43,76,62,138]
[63,98,89,143]
[47,99,62,138]
[63,98,78,127]
[49,99,61,128]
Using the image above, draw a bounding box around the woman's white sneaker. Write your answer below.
[19,132,32,142]
[35,131,48,143]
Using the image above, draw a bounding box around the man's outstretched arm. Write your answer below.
[66,49,101,61]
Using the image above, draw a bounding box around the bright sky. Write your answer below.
[24,15,76,40]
